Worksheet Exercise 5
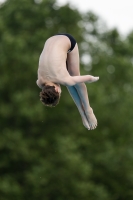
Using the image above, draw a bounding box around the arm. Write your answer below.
[64,75,99,86]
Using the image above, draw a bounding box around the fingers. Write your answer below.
[94,76,99,81]
[87,76,99,83]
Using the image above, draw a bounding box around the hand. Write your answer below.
[86,75,99,83]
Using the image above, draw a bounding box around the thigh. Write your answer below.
[66,43,80,76]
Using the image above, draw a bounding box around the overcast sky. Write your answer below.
[1,0,133,35]
[57,0,133,36]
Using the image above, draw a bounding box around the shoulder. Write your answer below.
[36,78,45,89]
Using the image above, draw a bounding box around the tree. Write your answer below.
[1,0,133,199]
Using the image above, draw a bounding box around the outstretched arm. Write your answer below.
[64,75,99,86]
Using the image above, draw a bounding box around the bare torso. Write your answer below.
[38,35,72,85]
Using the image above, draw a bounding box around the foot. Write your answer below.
[81,114,90,130]
[85,108,98,130]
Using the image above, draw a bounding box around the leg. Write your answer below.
[67,44,98,130]
[67,85,90,130]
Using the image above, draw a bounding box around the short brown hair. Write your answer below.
[40,85,60,107]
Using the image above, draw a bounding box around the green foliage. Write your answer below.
[1,0,133,200]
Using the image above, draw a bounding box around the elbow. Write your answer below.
[65,82,76,86]
[64,77,76,86]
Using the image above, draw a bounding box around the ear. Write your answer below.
[54,86,58,92]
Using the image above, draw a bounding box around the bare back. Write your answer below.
[38,35,72,85]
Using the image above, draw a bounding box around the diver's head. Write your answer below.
[40,82,61,107]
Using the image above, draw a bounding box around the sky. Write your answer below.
[57,0,133,36]
[0,0,133,35]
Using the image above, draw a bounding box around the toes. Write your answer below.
[90,123,97,130]
[83,122,90,130]
[88,125,90,130]
[82,116,91,130]
[93,124,97,129]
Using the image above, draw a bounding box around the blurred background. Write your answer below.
[0,0,133,199]
[57,0,133,36]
